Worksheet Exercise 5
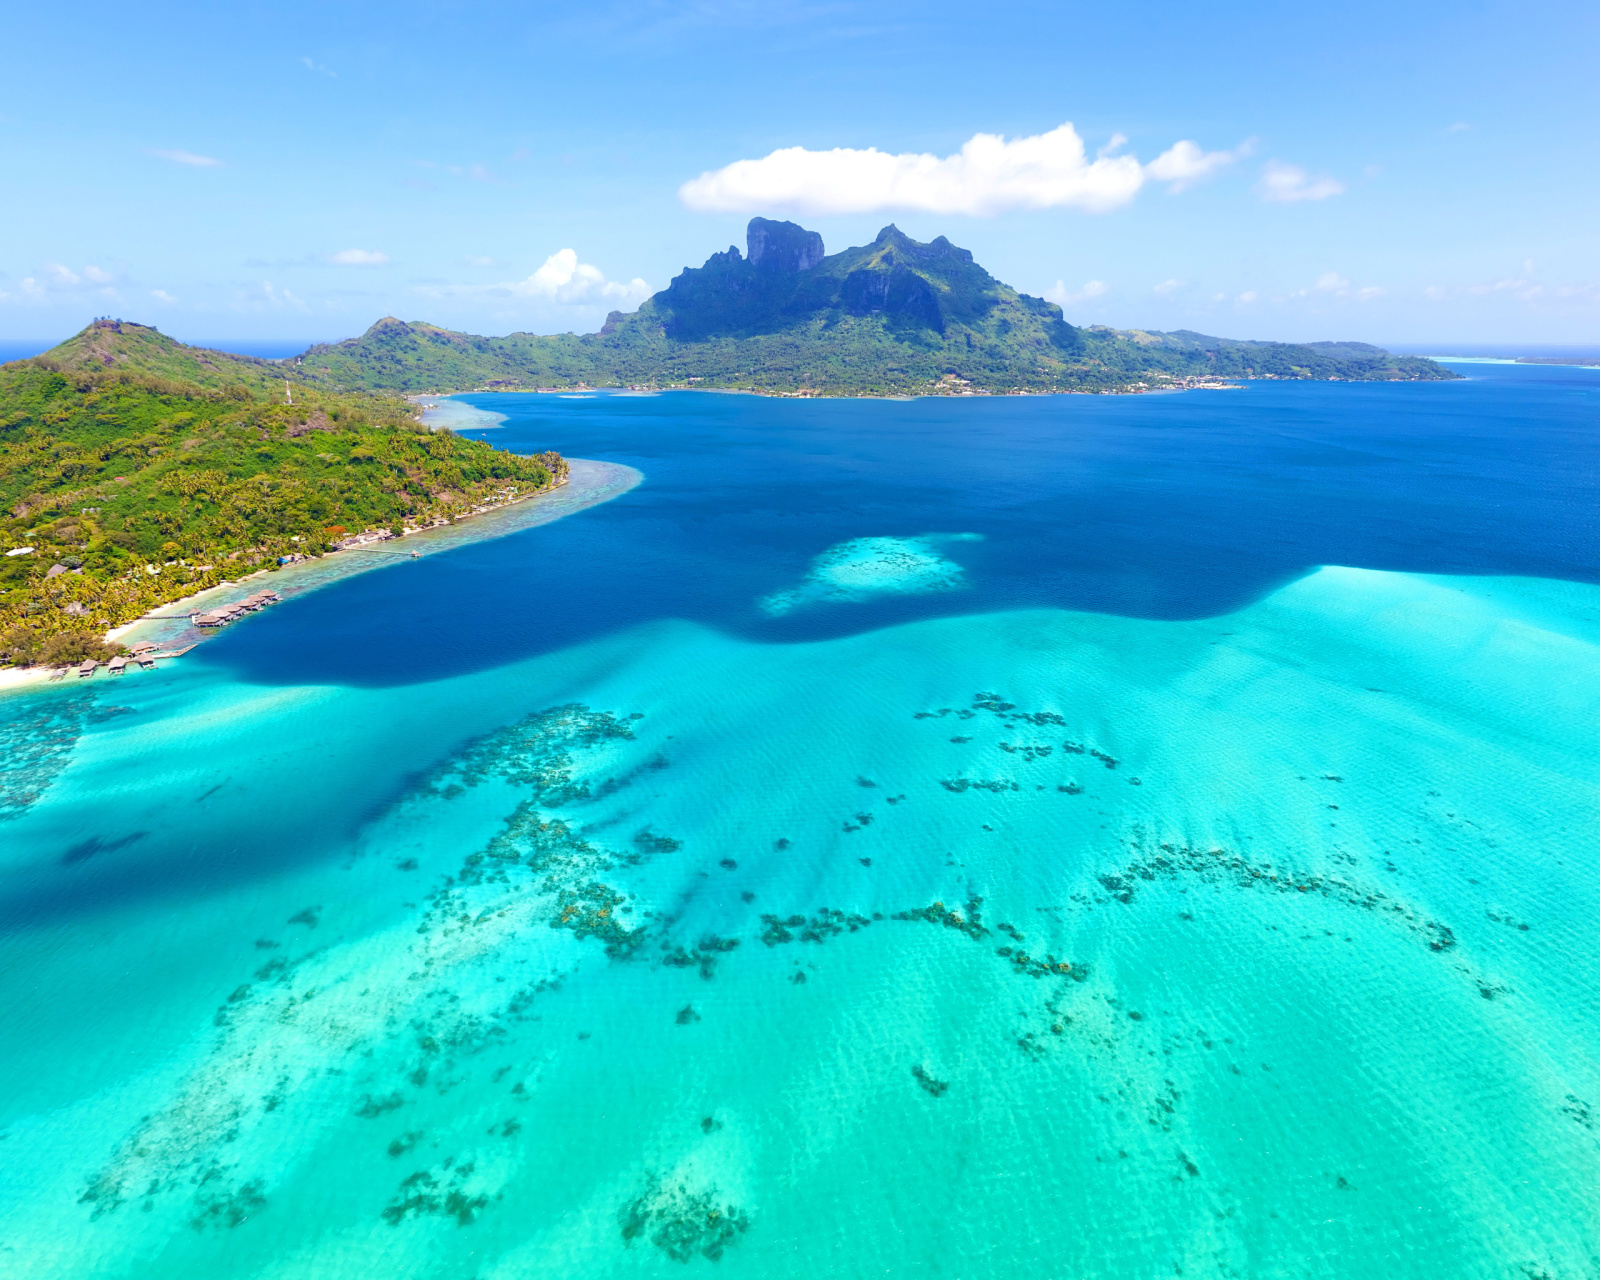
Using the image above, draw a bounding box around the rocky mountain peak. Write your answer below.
[746,217,825,273]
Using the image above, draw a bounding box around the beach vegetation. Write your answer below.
[0,320,568,662]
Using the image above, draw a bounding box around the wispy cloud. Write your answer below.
[410,157,501,184]
[150,289,177,303]
[1145,138,1255,192]
[301,56,336,77]
[328,249,390,266]
[1153,278,1186,294]
[147,148,222,167]
[464,256,496,267]
[259,281,309,311]
[1447,121,1470,133]
[1425,261,1600,306]
[1044,279,1108,307]
[1427,260,1544,303]
[0,262,122,304]
[1298,271,1383,300]
[1257,160,1344,202]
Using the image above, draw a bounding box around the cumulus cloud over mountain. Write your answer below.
[415,250,649,310]
[679,124,1242,217]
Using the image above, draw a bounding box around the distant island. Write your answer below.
[0,321,566,667]
[293,218,1455,397]
[0,219,1459,667]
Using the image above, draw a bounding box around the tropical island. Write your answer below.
[0,321,567,667]
[292,218,1454,396]
[1,217,1455,667]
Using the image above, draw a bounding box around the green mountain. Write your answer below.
[294,219,1454,395]
[0,321,566,665]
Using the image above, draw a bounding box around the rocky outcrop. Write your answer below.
[746,218,824,273]
[841,265,945,333]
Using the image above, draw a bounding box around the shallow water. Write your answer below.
[0,364,1597,1278]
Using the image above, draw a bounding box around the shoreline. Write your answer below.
[0,457,643,693]
[404,379,1250,403]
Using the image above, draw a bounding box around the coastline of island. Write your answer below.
[0,457,641,693]
[287,220,1453,401]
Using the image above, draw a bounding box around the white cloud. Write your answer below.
[680,124,1254,217]
[150,289,177,303]
[328,249,390,266]
[418,249,650,309]
[1447,121,1469,133]
[1045,279,1108,307]
[1236,291,1258,304]
[0,263,124,303]
[301,56,336,77]
[680,123,1149,217]
[261,281,309,311]
[148,148,221,167]
[464,255,495,267]
[1296,271,1384,301]
[1153,278,1186,294]
[511,249,649,304]
[1457,261,1545,302]
[1145,138,1254,192]
[1257,161,1345,202]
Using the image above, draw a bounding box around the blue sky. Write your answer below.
[2,0,1596,346]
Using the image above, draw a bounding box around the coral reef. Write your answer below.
[0,688,96,819]
[619,1175,751,1262]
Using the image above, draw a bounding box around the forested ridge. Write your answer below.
[0,321,566,666]
[291,219,1456,396]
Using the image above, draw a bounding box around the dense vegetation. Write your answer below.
[294,219,1455,396]
[0,321,567,666]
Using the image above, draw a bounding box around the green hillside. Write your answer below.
[293,219,1455,395]
[0,321,567,666]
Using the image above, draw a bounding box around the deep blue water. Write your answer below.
[209,363,1600,688]
[0,341,53,362]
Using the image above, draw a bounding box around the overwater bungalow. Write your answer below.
[193,590,281,629]
[108,655,128,675]
[77,659,98,677]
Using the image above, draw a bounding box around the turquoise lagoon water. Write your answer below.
[1,364,1599,1278]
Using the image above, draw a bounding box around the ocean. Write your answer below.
[0,362,1597,1278]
